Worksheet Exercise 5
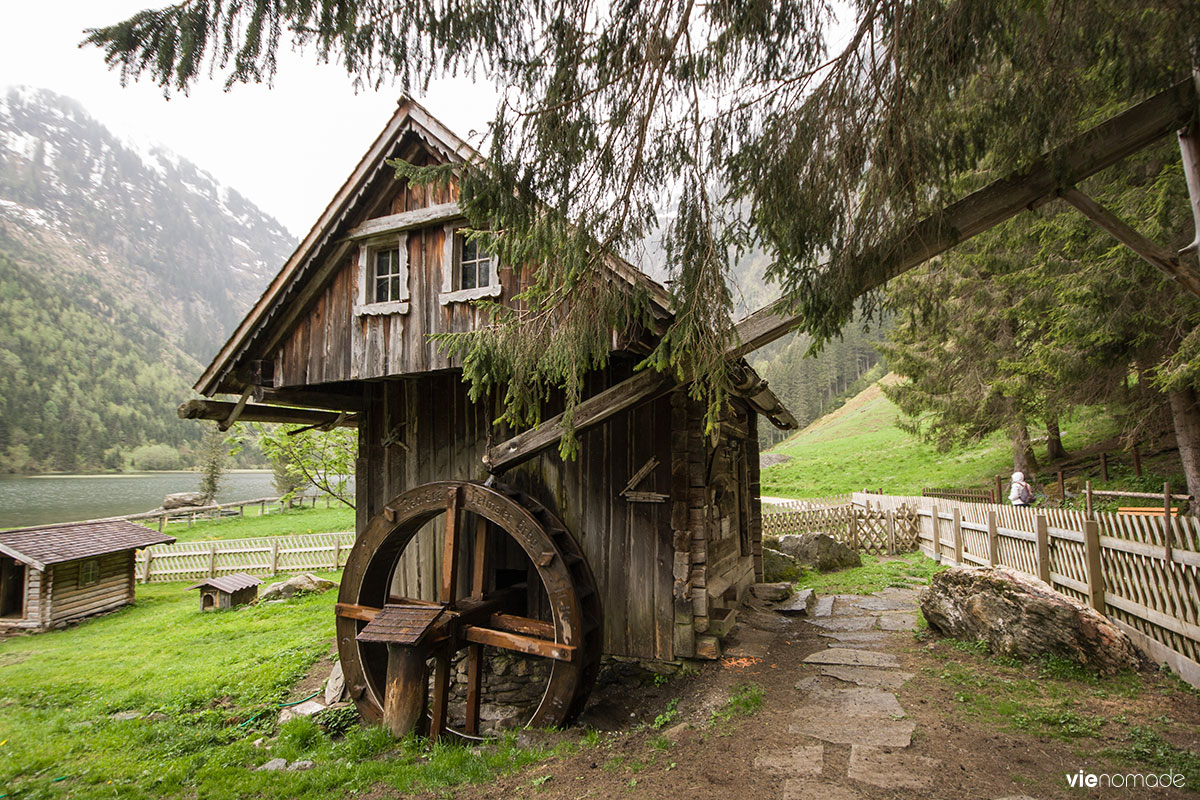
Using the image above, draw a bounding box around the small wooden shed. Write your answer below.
[0,520,175,631]
[190,573,261,611]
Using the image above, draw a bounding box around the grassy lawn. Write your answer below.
[760,379,1122,498]
[790,551,946,595]
[139,504,356,543]
[0,577,560,799]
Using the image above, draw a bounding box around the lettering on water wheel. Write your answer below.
[335,481,602,739]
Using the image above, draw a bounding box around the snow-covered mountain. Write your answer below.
[0,87,296,472]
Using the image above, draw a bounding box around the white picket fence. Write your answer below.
[136,531,356,584]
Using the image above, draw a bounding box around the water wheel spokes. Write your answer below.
[335,481,602,740]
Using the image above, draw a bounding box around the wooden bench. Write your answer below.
[1118,506,1179,517]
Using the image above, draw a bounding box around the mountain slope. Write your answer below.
[0,87,296,472]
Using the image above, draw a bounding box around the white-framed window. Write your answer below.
[79,559,99,586]
[440,224,502,305]
[354,233,410,316]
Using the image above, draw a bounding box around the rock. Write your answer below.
[261,573,338,601]
[110,710,141,721]
[288,760,315,771]
[919,566,1145,674]
[324,660,345,705]
[145,712,170,722]
[255,758,289,772]
[278,700,326,724]
[162,492,206,510]
[661,722,690,742]
[750,582,792,602]
[778,533,862,572]
[760,453,793,468]
[776,588,816,616]
[763,548,801,582]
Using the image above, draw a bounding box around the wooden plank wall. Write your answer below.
[273,154,532,386]
[49,552,134,625]
[359,367,677,660]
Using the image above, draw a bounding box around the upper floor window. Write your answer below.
[354,233,410,316]
[373,247,404,303]
[441,226,501,304]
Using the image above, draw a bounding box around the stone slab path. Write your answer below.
[752,586,1026,799]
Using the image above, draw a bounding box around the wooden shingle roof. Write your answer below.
[0,520,175,571]
[188,573,261,594]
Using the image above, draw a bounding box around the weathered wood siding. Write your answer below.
[273,156,528,386]
[357,366,677,661]
[48,552,134,625]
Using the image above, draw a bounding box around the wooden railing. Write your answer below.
[125,494,337,531]
[761,499,919,556]
[854,492,1200,688]
[136,531,356,584]
[921,487,996,504]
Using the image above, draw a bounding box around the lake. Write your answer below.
[0,471,280,529]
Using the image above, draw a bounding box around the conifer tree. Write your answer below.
[82,1,1200,437]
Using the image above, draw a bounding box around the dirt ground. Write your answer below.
[389,586,1200,800]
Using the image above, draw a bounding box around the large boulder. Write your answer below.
[162,492,207,510]
[762,547,801,582]
[920,567,1144,674]
[778,533,862,572]
[262,573,337,601]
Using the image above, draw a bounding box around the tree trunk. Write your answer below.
[1045,417,1066,461]
[1168,386,1200,508]
[1009,422,1039,477]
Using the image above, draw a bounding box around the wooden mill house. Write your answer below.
[183,97,796,734]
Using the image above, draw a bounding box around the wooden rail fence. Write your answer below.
[125,493,337,532]
[136,531,356,584]
[853,492,1200,688]
[761,500,919,556]
[921,487,996,504]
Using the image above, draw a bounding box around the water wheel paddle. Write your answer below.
[335,481,602,739]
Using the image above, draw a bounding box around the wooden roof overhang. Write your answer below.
[0,520,176,572]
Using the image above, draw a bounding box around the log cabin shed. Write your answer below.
[0,520,174,631]
[185,97,797,737]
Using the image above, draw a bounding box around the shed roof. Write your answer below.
[188,573,262,594]
[0,520,175,572]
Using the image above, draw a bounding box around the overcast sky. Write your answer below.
[0,2,499,236]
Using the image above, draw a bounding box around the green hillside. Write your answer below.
[760,376,1122,498]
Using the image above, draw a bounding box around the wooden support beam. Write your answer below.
[461,626,575,661]
[485,80,1196,473]
[346,202,461,240]
[178,399,359,428]
[335,602,382,622]
[1060,187,1200,297]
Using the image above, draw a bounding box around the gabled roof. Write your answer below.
[0,520,175,572]
[189,573,261,594]
[196,95,673,397]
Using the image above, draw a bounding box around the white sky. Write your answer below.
[0,2,499,236]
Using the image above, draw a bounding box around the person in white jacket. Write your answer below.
[1009,471,1033,506]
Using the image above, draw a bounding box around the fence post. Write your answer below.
[987,511,999,567]
[1035,515,1051,585]
[1100,451,1109,481]
[1085,481,1094,519]
[848,508,859,551]
[994,475,1002,505]
[270,539,280,574]
[930,504,941,560]
[1083,519,1105,614]
[260,500,266,516]
[208,546,217,578]
[334,539,342,569]
[886,511,897,555]
[1164,481,1174,563]
[1057,470,1065,502]
[952,509,963,565]
[142,550,153,583]
[158,514,165,533]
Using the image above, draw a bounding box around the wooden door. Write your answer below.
[0,557,25,618]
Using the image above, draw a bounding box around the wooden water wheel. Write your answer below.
[334,481,602,739]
